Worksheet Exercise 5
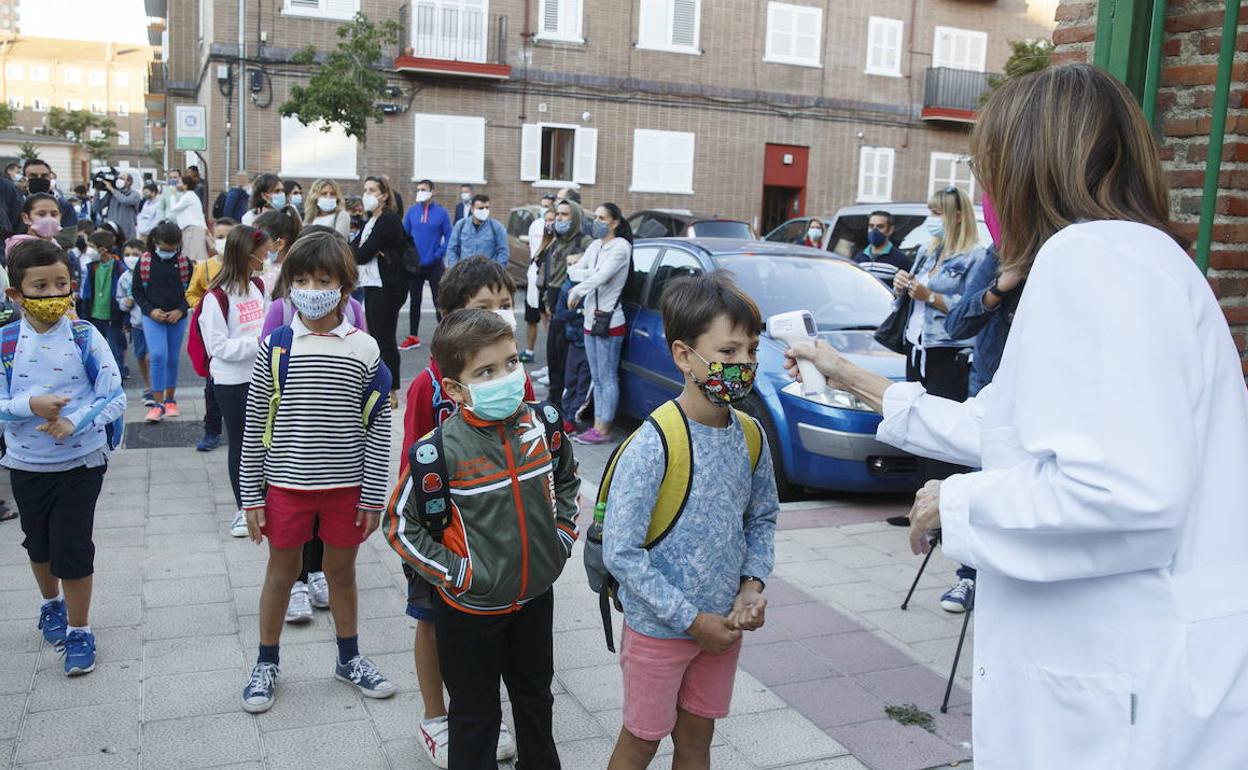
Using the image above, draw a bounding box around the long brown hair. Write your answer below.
[210,225,270,295]
[365,175,398,213]
[970,63,1175,273]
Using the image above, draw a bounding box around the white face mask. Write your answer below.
[317,196,337,213]
[493,308,517,331]
[472,207,490,222]
[460,192,471,202]
[214,238,227,254]
[123,255,139,270]
[415,190,432,203]
[362,193,380,212]
[807,227,823,242]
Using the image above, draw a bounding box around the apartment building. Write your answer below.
[0,37,156,171]
[153,0,1055,231]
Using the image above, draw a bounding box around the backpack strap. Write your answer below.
[139,253,152,287]
[640,400,694,549]
[262,326,295,449]
[0,320,22,395]
[362,361,392,429]
[405,428,452,539]
[70,320,125,449]
[529,400,565,465]
[178,254,192,289]
[733,407,764,473]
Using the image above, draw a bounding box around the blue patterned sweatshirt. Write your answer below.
[603,408,779,639]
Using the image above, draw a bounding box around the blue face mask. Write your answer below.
[462,367,526,422]
[156,248,177,260]
[291,194,303,208]
[553,219,572,236]
[925,218,944,239]
[271,192,287,209]
[591,220,609,239]
[867,229,888,247]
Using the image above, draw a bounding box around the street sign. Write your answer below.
[175,105,207,151]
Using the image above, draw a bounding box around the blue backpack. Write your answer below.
[261,325,392,448]
[0,320,125,450]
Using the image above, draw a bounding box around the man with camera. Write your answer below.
[94,168,142,241]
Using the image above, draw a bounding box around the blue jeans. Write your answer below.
[89,318,126,378]
[141,314,188,393]
[584,333,623,424]
[562,342,591,422]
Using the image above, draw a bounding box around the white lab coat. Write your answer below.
[876,220,1248,770]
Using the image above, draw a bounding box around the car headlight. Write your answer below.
[781,380,875,412]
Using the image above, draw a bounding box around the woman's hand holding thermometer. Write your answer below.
[768,311,827,396]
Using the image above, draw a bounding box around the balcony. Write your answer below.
[394,1,511,80]
[921,67,997,123]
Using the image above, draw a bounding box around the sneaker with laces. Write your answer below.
[399,335,422,351]
[144,405,165,423]
[61,629,96,676]
[307,571,330,609]
[519,350,535,363]
[334,654,397,699]
[940,578,975,613]
[530,366,548,379]
[197,432,220,452]
[163,401,181,418]
[420,716,450,769]
[38,599,68,646]
[496,722,517,761]
[241,662,279,713]
[573,428,611,445]
[229,510,249,538]
[141,390,158,408]
[285,581,313,623]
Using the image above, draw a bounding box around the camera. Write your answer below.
[91,166,120,191]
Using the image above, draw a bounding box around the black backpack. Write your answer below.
[211,190,227,220]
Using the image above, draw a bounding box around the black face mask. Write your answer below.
[27,178,51,194]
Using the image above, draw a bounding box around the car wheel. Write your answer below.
[739,394,796,502]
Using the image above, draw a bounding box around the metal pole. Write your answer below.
[237,0,246,176]
[1141,0,1167,125]
[1093,0,1117,70]
[1195,0,1242,275]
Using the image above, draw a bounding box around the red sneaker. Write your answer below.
[144,405,165,423]
[163,401,181,418]
[398,336,422,351]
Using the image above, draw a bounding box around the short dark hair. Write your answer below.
[250,172,282,211]
[416,179,434,189]
[124,238,145,251]
[4,162,17,172]
[88,230,116,251]
[437,256,516,314]
[431,309,515,382]
[540,193,556,203]
[561,188,582,204]
[470,193,490,207]
[181,174,198,190]
[143,181,159,194]
[21,192,58,217]
[73,184,87,196]
[8,239,73,290]
[868,210,892,226]
[279,230,358,295]
[214,217,237,227]
[254,208,302,249]
[459,183,473,190]
[22,158,50,174]
[145,221,183,255]
[661,271,762,351]
[297,224,348,242]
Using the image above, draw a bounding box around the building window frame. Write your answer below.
[65,99,82,111]
[4,63,21,80]
[411,112,487,185]
[857,146,895,204]
[282,0,361,21]
[62,67,82,85]
[115,72,130,88]
[636,0,702,56]
[630,128,696,195]
[116,102,130,117]
[764,2,823,69]
[117,130,131,147]
[6,96,21,111]
[32,98,49,113]
[88,69,106,86]
[928,151,976,199]
[865,16,904,77]
[88,100,107,115]
[30,65,49,82]
[519,122,597,187]
[931,25,988,72]
[280,115,360,179]
[536,0,584,44]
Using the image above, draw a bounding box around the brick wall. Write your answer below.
[1053,0,1248,376]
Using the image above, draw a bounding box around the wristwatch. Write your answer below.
[926,292,939,307]
[740,575,766,591]
[987,279,1006,299]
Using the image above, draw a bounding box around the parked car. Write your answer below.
[617,238,918,497]
[505,205,541,288]
[762,215,839,247]
[628,209,756,240]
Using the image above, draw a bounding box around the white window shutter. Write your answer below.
[462,117,486,184]
[541,0,559,35]
[672,0,698,48]
[638,0,666,48]
[573,127,597,185]
[520,124,541,182]
[879,149,894,201]
[327,0,358,17]
[768,4,792,60]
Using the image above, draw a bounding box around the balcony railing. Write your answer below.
[921,67,998,123]
[396,2,510,80]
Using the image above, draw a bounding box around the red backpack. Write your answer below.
[187,277,264,377]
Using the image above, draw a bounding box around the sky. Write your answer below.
[18,0,149,45]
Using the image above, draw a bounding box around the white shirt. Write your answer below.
[198,281,268,385]
[313,210,352,239]
[356,215,382,288]
[169,190,207,229]
[568,237,632,331]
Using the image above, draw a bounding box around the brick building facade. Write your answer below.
[1052,0,1248,377]
[153,0,1054,233]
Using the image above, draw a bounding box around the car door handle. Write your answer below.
[634,329,651,338]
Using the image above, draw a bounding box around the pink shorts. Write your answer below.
[263,486,366,549]
[619,625,743,741]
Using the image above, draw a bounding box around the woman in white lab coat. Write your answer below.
[787,63,1248,770]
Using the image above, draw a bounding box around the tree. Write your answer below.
[987,39,1054,94]
[0,103,15,131]
[42,107,118,157]
[18,142,40,162]
[279,13,401,175]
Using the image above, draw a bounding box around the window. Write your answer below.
[932,26,987,72]
[280,116,359,178]
[63,67,81,84]
[520,123,597,186]
[857,146,895,203]
[283,0,359,20]
[116,102,130,117]
[637,0,701,54]
[89,101,106,115]
[645,248,703,309]
[631,129,695,195]
[30,66,48,82]
[624,245,661,304]
[412,0,489,63]
[4,63,21,80]
[88,69,106,86]
[115,72,130,88]
[537,0,582,42]
[765,3,822,68]
[866,17,903,76]
[928,152,976,198]
[88,129,105,141]
[6,97,20,111]
[65,99,82,111]
[32,98,48,112]
[117,131,131,146]
[629,213,672,239]
[412,113,486,184]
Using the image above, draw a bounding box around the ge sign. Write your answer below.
[175,105,207,151]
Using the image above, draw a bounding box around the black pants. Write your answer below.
[562,342,591,422]
[213,382,248,508]
[11,464,106,579]
[365,286,404,387]
[434,589,559,770]
[203,376,223,436]
[407,263,443,338]
[301,527,323,583]
[545,287,568,409]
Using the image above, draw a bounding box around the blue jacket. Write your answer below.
[445,216,508,267]
[402,202,452,268]
[223,186,249,222]
[81,257,130,323]
[454,200,469,224]
[945,246,1021,396]
[902,243,987,349]
[553,280,585,348]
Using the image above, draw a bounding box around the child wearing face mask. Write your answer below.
[386,308,579,770]
[186,218,239,453]
[80,231,128,381]
[16,194,80,291]
[132,222,192,422]
[237,231,396,715]
[0,239,127,677]
[116,239,155,407]
[253,209,302,299]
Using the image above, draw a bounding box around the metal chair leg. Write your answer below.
[900,530,940,611]
[941,604,973,714]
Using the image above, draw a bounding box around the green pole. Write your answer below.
[1195,0,1242,275]
[1093,0,1117,70]
[1141,0,1168,125]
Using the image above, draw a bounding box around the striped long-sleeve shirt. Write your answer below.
[239,316,392,511]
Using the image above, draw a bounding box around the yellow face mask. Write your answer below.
[21,293,74,325]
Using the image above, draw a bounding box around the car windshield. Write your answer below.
[714,254,895,331]
[689,220,754,239]
[897,215,993,252]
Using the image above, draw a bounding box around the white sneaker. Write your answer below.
[497,722,517,761]
[531,366,548,379]
[419,716,450,769]
[229,510,249,538]
[307,571,330,609]
[536,374,551,386]
[285,581,314,623]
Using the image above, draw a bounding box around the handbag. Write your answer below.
[873,294,912,354]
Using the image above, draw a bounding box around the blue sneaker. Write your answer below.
[242,662,279,713]
[940,578,975,613]
[197,432,221,452]
[61,629,96,676]
[334,655,397,699]
[38,599,67,646]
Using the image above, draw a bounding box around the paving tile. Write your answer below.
[751,602,862,644]
[728,669,792,716]
[86,594,143,629]
[362,649,421,693]
[757,577,815,608]
[238,612,334,650]
[31,625,141,672]
[0,692,25,740]
[15,749,141,769]
[556,663,621,713]
[775,559,866,588]
[0,594,39,621]
[28,660,140,712]
[261,720,388,770]
[806,580,911,614]
[354,614,418,655]
[801,631,919,676]
[146,513,221,534]
[782,527,858,549]
[227,559,267,588]
[363,689,425,741]
[356,586,406,619]
[815,544,898,570]
[856,607,963,645]
[718,708,849,767]
[254,678,368,732]
[738,641,836,687]
[780,757,871,770]
[144,574,232,609]
[141,712,262,768]
[145,532,223,553]
[772,676,888,728]
[92,526,146,548]
[852,665,971,710]
[0,652,38,695]
[553,627,621,671]
[551,691,609,744]
[854,563,948,594]
[553,736,617,770]
[144,551,227,581]
[143,668,242,721]
[90,569,145,598]
[143,600,238,640]
[15,701,140,763]
[143,633,245,678]
[774,538,826,564]
[828,717,969,770]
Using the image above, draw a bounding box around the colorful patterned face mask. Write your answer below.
[688,348,758,407]
[21,293,74,324]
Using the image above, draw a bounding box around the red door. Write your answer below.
[761,144,809,236]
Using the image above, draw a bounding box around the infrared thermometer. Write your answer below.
[768,310,826,397]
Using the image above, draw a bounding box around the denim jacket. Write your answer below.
[944,246,1022,396]
[903,243,987,349]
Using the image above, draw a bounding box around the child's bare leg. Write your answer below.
[671,708,714,770]
[415,621,447,718]
[258,546,303,645]
[321,543,358,638]
[62,575,93,627]
[29,560,59,600]
[608,727,661,770]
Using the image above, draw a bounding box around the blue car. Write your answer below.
[617,238,918,497]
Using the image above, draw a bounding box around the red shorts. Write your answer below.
[619,625,743,741]
[262,486,367,549]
